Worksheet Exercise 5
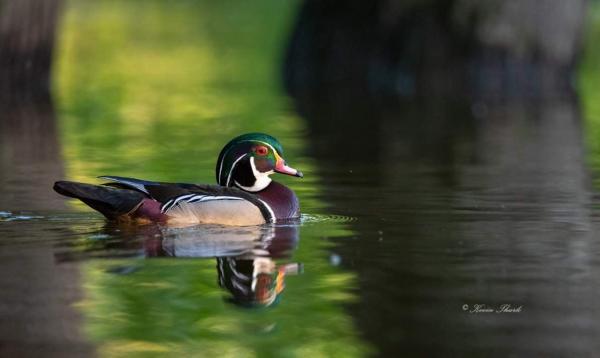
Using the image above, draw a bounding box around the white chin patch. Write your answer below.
[235,157,272,192]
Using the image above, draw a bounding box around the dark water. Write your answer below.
[3,96,600,356]
[2,1,600,357]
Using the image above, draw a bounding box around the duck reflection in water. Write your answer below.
[218,252,302,308]
[75,222,303,308]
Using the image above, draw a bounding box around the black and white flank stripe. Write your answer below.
[160,194,246,213]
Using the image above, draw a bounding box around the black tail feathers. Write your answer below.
[54,181,146,219]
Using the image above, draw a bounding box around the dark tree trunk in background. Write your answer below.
[283,0,589,177]
[0,2,91,356]
[284,0,587,99]
[0,0,64,210]
[0,0,61,100]
[0,97,64,210]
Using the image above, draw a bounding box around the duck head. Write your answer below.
[216,133,303,192]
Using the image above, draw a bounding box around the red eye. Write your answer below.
[255,146,268,156]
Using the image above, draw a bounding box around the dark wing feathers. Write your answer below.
[54,181,145,219]
[98,176,274,221]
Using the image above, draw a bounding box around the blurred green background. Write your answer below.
[53,1,371,356]
[580,1,600,186]
[55,0,304,185]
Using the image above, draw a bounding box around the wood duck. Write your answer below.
[53,133,303,226]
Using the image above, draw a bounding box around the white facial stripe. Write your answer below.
[234,157,272,192]
[250,155,274,186]
[218,141,252,184]
[225,153,248,186]
[217,147,233,183]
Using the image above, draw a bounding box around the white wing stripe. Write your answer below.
[99,176,151,195]
[169,194,196,209]
[161,194,195,212]
[195,196,244,202]
[177,194,196,200]
[162,194,245,213]
[160,199,174,212]
[187,195,206,203]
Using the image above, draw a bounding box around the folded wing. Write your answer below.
[99,176,274,225]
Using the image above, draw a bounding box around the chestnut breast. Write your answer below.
[256,181,300,220]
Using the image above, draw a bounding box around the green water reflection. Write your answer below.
[77,223,364,357]
[54,1,370,356]
[581,1,600,187]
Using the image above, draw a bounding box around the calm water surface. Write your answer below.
[3,110,600,356]
[2,1,600,357]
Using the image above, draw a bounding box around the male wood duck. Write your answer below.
[53,133,302,226]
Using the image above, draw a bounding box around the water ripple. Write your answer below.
[300,213,357,224]
[0,211,45,222]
